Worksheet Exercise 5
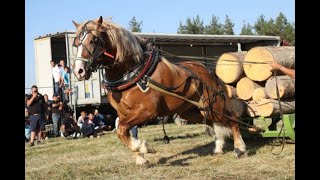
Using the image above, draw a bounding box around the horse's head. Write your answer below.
[72,16,109,80]
[72,16,145,81]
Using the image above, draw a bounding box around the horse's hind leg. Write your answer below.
[212,122,232,154]
[229,119,247,158]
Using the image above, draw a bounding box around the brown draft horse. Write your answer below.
[72,16,247,166]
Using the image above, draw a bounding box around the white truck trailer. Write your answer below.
[33,31,280,118]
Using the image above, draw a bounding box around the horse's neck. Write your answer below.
[104,59,139,80]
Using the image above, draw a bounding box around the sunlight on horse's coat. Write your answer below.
[72,16,248,167]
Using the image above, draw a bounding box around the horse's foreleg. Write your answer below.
[117,120,156,166]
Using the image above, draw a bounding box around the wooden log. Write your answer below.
[243,46,295,81]
[236,77,264,100]
[247,101,260,117]
[215,51,247,84]
[257,99,295,117]
[225,85,237,98]
[265,75,295,99]
[230,98,247,117]
[252,87,268,101]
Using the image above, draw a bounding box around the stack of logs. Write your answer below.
[215,46,295,118]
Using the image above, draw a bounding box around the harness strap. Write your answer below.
[103,48,157,91]
[146,77,205,109]
[104,51,115,59]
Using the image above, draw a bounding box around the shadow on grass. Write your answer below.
[153,133,202,142]
[155,135,270,167]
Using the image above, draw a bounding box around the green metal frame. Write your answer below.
[258,113,295,140]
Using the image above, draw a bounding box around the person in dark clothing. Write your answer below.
[26,85,47,146]
[89,113,105,133]
[81,117,97,138]
[61,113,81,138]
[43,94,52,124]
[93,109,106,124]
[51,94,62,137]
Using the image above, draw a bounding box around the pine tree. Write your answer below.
[240,22,254,35]
[128,16,142,32]
[254,15,268,35]
[254,13,295,45]
[177,15,204,34]
[222,15,234,35]
[204,14,223,35]
[275,12,295,45]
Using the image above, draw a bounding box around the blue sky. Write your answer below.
[25,0,295,89]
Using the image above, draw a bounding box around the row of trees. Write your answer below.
[128,12,295,45]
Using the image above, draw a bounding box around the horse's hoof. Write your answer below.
[234,148,248,158]
[141,140,156,154]
[163,136,170,144]
[136,156,149,168]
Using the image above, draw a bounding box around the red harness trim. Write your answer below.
[104,51,115,59]
[115,51,154,90]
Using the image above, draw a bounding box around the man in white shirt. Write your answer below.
[51,60,63,97]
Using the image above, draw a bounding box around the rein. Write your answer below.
[271,70,286,155]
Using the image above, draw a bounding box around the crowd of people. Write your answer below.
[25,59,118,147]
[25,88,117,146]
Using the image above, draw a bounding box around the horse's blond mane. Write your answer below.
[160,57,179,74]
[77,19,143,63]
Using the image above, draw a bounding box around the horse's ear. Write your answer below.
[72,20,80,29]
[97,16,103,24]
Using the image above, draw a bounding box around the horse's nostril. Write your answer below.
[78,69,84,74]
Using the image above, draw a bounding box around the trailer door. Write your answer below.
[34,37,54,97]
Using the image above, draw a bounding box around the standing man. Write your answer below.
[51,60,63,97]
[51,94,63,137]
[26,85,46,146]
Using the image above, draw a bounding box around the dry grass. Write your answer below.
[25,124,295,180]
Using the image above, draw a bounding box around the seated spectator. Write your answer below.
[61,113,81,139]
[88,113,105,132]
[94,109,107,125]
[77,111,87,129]
[81,117,98,138]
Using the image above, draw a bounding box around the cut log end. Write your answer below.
[257,99,295,117]
[243,46,295,81]
[216,52,246,84]
[236,77,262,100]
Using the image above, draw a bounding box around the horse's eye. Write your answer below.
[90,40,94,44]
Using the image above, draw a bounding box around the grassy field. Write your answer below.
[25,124,295,179]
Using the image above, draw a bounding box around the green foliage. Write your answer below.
[222,15,234,35]
[254,13,295,45]
[128,16,142,32]
[176,12,295,45]
[240,22,254,35]
[204,14,223,34]
[177,15,204,34]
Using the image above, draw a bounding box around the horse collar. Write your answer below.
[101,47,160,91]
